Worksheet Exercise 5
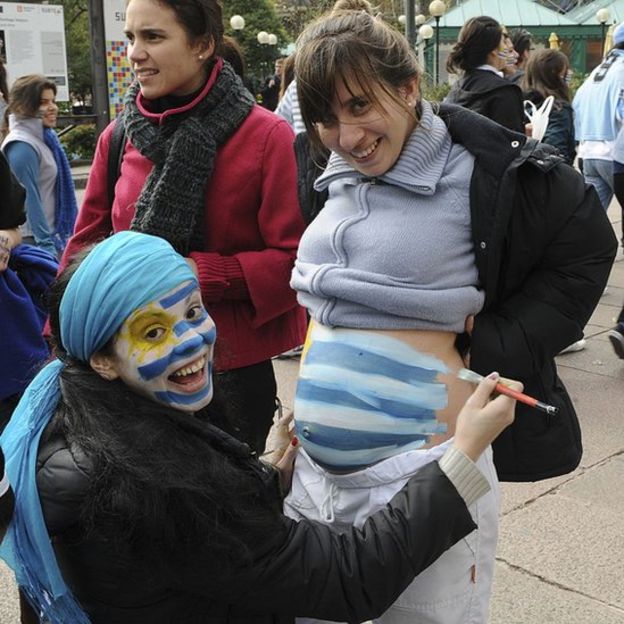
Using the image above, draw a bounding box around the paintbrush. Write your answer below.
[457,368,559,416]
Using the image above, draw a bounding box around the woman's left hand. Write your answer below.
[274,437,300,494]
[260,407,299,493]
[260,407,294,466]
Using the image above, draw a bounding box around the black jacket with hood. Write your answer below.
[444,68,526,134]
[35,416,476,623]
[439,103,616,480]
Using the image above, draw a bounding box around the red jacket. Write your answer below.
[61,63,307,371]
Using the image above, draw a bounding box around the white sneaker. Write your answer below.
[558,339,586,355]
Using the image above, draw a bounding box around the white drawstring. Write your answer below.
[320,482,338,523]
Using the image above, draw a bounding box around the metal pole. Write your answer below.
[601,21,606,55]
[88,0,110,137]
[435,16,440,85]
[405,0,416,48]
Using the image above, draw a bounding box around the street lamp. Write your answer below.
[230,15,245,31]
[419,24,434,43]
[257,31,270,45]
[429,0,446,85]
[404,0,416,48]
[415,14,426,26]
[597,8,611,54]
[418,23,434,76]
[267,33,277,46]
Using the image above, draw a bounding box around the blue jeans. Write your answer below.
[583,158,614,210]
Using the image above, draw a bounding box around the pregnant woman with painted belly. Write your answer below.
[286,325,497,624]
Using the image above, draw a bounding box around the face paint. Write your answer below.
[294,324,449,470]
[111,281,216,412]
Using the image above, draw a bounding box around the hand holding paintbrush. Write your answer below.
[457,368,559,416]
[453,372,520,462]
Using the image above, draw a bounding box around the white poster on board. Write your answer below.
[0,2,69,101]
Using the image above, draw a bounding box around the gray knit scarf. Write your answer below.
[123,61,255,255]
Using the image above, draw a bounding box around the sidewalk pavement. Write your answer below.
[0,191,623,622]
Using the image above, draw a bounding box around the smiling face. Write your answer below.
[315,77,418,178]
[38,88,58,128]
[124,0,213,99]
[95,281,217,412]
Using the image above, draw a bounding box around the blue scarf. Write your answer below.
[0,244,58,401]
[43,128,78,255]
[0,231,197,623]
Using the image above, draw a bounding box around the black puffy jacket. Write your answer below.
[439,104,616,481]
[36,419,475,623]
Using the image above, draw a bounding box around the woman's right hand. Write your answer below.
[452,372,519,462]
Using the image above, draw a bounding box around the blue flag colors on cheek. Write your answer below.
[137,328,217,381]
[295,325,449,470]
[154,362,214,405]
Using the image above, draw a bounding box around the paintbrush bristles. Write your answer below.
[456,368,483,384]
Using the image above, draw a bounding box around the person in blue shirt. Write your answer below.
[1,74,77,259]
[573,22,624,218]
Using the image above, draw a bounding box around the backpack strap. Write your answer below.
[107,117,127,209]
[294,131,329,225]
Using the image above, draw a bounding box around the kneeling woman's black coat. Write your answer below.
[35,371,475,624]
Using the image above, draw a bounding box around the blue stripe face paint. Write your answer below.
[111,281,217,413]
[295,324,449,470]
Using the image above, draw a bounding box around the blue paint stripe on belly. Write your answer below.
[303,341,440,384]
[296,379,439,419]
[296,420,430,453]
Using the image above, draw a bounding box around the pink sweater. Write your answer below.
[61,65,307,370]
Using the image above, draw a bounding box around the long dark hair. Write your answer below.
[522,48,571,104]
[2,74,57,134]
[447,16,503,74]
[46,252,281,572]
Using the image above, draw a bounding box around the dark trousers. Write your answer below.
[210,360,277,455]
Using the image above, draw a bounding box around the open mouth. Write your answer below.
[168,355,207,390]
[352,138,380,161]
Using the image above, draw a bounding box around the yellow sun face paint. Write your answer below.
[117,306,179,364]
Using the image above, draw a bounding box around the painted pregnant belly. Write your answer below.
[295,325,449,470]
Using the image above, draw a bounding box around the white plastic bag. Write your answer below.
[524,95,554,141]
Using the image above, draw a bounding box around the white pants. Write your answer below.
[284,441,500,624]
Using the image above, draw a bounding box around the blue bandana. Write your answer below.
[0,231,197,622]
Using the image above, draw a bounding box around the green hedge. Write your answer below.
[60,124,96,161]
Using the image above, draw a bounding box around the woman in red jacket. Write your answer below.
[60,0,307,454]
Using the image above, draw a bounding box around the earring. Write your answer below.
[198,54,204,60]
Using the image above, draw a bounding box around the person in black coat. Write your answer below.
[444,15,526,134]
[0,231,519,624]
